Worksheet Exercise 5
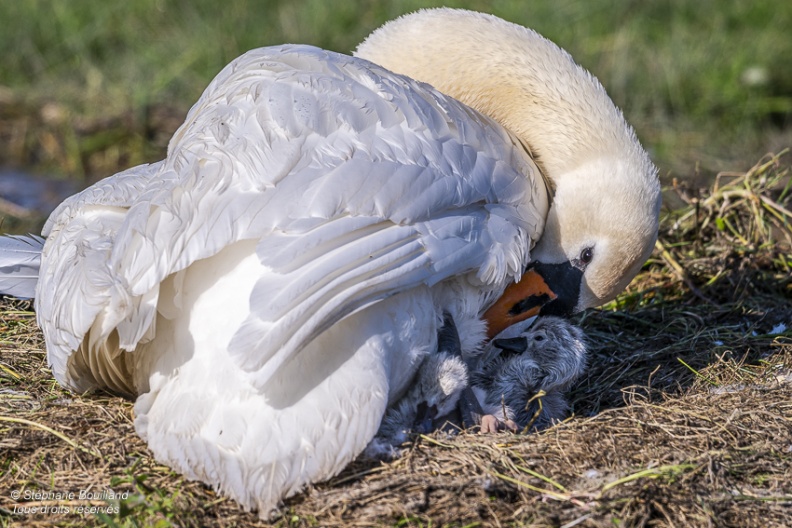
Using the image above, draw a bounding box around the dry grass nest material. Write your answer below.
[1,153,791,527]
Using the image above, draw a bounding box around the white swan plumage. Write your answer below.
[9,8,660,517]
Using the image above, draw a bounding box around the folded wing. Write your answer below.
[39,45,548,391]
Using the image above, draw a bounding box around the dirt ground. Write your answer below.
[1,154,791,527]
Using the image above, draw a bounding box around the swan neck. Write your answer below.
[355,9,640,181]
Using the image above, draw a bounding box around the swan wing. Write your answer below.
[37,161,169,390]
[41,45,548,390]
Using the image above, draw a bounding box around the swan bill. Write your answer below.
[482,268,556,339]
[482,260,584,339]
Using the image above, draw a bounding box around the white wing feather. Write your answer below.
[74,46,547,387]
[37,161,164,389]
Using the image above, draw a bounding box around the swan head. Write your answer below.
[357,8,661,333]
[529,156,661,314]
[481,155,660,337]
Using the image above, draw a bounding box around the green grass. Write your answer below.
[1,0,790,180]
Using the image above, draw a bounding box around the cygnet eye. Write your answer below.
[533,334,545,342]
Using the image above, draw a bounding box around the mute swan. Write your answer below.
[0,8,660,517]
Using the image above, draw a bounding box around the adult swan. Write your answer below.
[2,8,660,517]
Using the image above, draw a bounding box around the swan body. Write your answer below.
[7,8,660,517]
[36,40,544,515]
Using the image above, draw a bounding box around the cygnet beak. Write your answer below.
[492,336,528,355]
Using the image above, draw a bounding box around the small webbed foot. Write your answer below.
[458,387,484,430]
[437,311,462,357]
[479,414,518,433]
[414,401,438,434]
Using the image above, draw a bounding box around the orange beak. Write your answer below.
[482,269,557,339]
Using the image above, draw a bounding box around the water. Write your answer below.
[0,170,76,215]
[0,170,77,233]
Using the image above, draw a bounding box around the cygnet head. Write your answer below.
[489,316,588,392]
[414,352,468,424]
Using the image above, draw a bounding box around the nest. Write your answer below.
[1,153,791,527]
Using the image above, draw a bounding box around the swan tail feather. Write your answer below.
[0,234,45,299]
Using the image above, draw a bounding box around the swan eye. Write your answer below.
[534,334,545,342]
[579,247,594,265]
